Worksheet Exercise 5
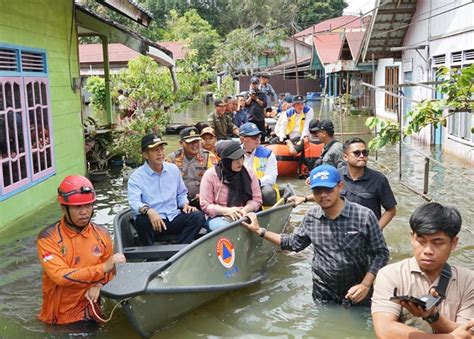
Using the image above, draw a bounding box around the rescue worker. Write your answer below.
[37,175,126,325]
[167,127,218,208]
[275,95,314,143]
[239,122,279,206]
[286,118,324,176]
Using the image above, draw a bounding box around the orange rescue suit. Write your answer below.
[37,218,113,324]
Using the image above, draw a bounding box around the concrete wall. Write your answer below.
[0,0,85,229]
[402,0,474,162]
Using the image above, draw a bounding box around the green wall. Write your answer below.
[0,0,85,229]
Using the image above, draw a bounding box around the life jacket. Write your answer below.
[252,146,272,180]
[252,146,280,209]
[299,138,324,176]
[285,106,311,136]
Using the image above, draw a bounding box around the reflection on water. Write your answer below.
[0,101,472,338]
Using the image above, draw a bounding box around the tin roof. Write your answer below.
[156,42,189,60]
[360,0,417,61]
[79,43,141,64]
[313,33,345,64]
[294,15,364,38]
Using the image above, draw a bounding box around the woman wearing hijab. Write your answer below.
[200,141,262,231]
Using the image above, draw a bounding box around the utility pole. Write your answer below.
[291,5,300,95]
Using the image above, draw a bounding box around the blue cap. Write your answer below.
[283,95,293,103]
[309,165,341,189]
[239,122,262,136]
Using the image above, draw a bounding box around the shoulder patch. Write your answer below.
[38,222,59,240]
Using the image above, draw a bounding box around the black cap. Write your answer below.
[317,119,335,133]
[214,99,225,106]
[141,134,167,151]
[179,127,202,143]
[309,119,320,132]
[219,141,245,160]
[260,72,271,78]
[293,95,306,103]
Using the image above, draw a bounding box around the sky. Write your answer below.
[343,0,376,16]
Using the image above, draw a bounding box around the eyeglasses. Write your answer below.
[58,186,95,200]
[352,150,369,157]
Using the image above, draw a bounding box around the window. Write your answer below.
[446,50,473,143]
[385,66,399,113]
[0,45,54,200]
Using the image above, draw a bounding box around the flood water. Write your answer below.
[0,100,473,338]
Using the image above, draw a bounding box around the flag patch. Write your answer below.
[42,252,54,262]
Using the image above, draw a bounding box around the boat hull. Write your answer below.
[105,203,294,337]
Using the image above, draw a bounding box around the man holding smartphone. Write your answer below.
[371,203,474,338]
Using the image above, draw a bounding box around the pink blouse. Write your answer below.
[199,165,263,218]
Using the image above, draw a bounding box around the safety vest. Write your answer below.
[252,146,281,209]
[252,146,272,180]
[285,106,311,136]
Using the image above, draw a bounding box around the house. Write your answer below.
[0,0,175,229]
[361,0,473,163]
[401,0,473,162]
[79,41,189,77]
[290,15,372,106]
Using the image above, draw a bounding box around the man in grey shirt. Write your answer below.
[259,72,278,109]
[315,119,344,169]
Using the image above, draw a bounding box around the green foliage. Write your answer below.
[163,9,221,66]
[111,55,209,162]
[213,76,236,99]
[366,65,474,149]
[213,22,287,75]
[85,76,106,113]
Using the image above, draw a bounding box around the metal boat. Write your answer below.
[101,195,294,337]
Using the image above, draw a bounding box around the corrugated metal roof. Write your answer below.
[295,15,364,37]
[345,31,365,61]
[313,33,344,64]
[361,0,417,61]
[79,43,141,64]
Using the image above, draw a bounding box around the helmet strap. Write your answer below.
[64,205,94,232]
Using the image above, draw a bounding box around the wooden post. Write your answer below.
[100,35,112,125]
[423,157,430,194]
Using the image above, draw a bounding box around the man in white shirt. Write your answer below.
[239,122,278,206]
[275,95,314,142]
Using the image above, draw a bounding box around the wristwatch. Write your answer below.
[140,205,150,215]
[258,228,267,238]
[423,311,440,324]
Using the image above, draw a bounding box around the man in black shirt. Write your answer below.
[245,76,267,141]
[340,137,397,230]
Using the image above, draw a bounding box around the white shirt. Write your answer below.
[275,106,314,140]
[242,146,278,186]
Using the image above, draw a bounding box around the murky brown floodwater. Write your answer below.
[0,100,472,338]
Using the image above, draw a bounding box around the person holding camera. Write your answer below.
[371,203,474,338]
[245,76,267,142]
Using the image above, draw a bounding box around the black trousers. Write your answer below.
[135,211,205,246]
[250,119,266,142]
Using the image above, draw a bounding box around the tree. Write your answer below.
[213,23,287,76]
[163,9,221,66]
[366,65,474,149]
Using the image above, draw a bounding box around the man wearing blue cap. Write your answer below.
[239,122,278,205]
[242,164,389,304]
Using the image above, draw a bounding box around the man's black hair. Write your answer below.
[343,137,367,153]
[409,202,462,239]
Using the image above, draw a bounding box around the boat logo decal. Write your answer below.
[216,237,235,268]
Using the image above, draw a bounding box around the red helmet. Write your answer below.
[57,175,96,205]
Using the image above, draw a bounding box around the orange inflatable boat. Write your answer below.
[266,141,324,177]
